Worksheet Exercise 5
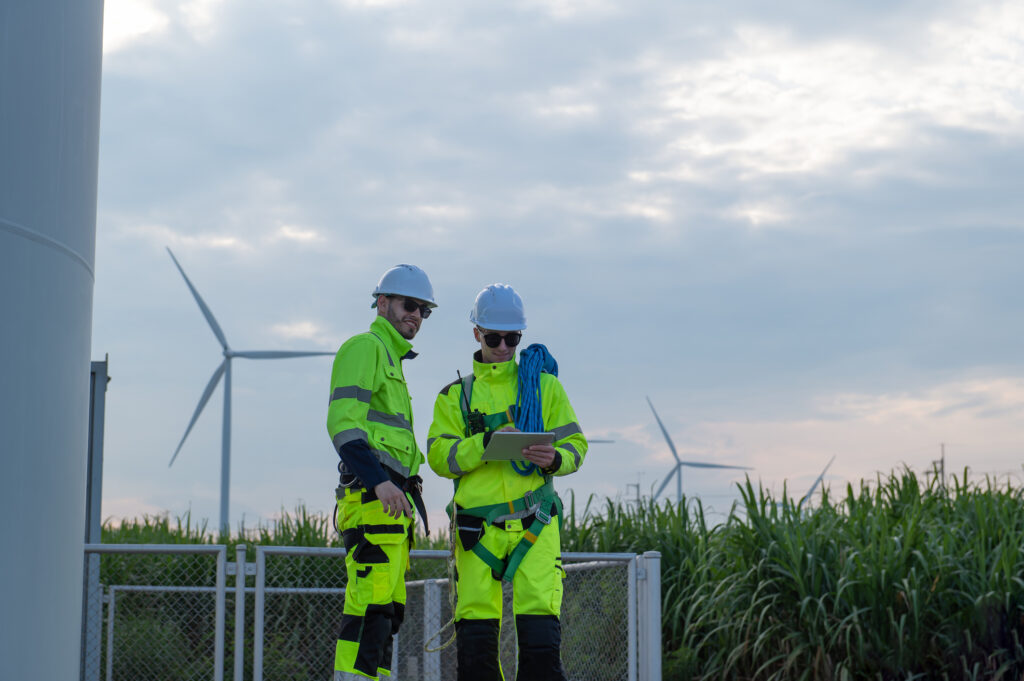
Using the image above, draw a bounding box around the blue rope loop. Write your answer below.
[511,344,558,476]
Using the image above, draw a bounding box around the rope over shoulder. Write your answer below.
[512,344,557,476]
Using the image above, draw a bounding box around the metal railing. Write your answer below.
[83,544,660,681]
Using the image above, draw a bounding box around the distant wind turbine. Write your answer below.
[166,247,334,532]
[646,396,751,505]
[797,456,836,512]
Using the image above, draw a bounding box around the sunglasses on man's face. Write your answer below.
[479,329,522,348]
[392,296,432,318]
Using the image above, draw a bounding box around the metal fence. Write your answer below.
[82,544,661,681]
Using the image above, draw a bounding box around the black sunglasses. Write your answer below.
[479,329,522,348]
[391,296,432,318]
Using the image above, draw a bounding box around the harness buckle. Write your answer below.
[536,509,551,525]
[523,490,535,508]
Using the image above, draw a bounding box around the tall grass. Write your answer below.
[103,505,447,551]
[102,468,1024,679]
[560,469,1024,680]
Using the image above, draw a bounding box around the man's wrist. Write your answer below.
[542,451,562,475]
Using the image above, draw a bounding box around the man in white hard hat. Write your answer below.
[327,264,436,679]
[427,284,588,681]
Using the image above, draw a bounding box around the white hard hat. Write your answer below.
[469,284,526,331]
[371,264,437,308]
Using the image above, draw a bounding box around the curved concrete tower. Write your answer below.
[0,1,104,679]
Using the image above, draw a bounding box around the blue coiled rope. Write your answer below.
[511,344,558,476]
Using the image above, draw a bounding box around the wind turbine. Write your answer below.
[797,456,836,512]
[166,247,334,533]
[646,396,751,505]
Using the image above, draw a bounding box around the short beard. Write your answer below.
[381,300,417,340]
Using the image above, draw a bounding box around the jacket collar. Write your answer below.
[472,350,516,380]
[370,316,417,360]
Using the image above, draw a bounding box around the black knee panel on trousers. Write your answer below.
[456,618,502,681]
[337,602,395,677]
[515,614,567,681]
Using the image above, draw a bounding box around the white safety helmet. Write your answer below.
[371,264,437,308]
[469,284,526,331]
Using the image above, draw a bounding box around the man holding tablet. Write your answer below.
[427,283,588,681]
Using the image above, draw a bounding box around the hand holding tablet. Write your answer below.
[482,430,555,461]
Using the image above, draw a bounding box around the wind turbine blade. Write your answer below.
[798,455,836,511]
[233,350,334,359]
[168,359,227,467]
[678,461,752,470]
[588,439,615,443]
[652,466,679,500]
[167,247,230,351]
[646,396,681,464]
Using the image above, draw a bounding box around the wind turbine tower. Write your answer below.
[167,248,334,532]
[647,396,752,505]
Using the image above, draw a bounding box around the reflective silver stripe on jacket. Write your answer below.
[367,409,413,432]
[332,428,368,452]
[560,442,582,468]
[448,441,468,476]
[551,422,582,441]
[427,434,458,451]
[330,385,372,404]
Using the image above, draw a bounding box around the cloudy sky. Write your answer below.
[93,0,1024,532]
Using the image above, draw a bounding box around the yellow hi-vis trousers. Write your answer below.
[334,487,412,679]
[455,516,564,620]
[454,516,568,681]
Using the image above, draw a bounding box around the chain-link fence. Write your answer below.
[83,544,660,681]
[82,545,227,681]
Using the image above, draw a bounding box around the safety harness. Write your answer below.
[447,348,563,583]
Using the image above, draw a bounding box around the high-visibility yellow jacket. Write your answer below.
[327,316,423,483]
[427,353,587,509]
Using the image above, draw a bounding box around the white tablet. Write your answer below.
[482,431,555,461]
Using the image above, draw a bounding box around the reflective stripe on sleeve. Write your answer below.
[551,422,582,441]
[427,434,457,451]
[332,428,368,452]
[447,441,467,476]
[560,442,581,469]
[367,409,413,432]
[329,385,372,404]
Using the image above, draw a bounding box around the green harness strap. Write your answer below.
[452,481,562,582]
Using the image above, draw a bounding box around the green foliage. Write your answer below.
[558,469,1024,681]
[100,471,1024,679]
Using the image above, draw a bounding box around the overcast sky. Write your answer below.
[93,0,1024,532]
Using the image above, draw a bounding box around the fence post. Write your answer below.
[82,552,103,681]
[234,545,246,681]
[638,551,662,681]
[423,579,442,681]
[254,547,265,681]
[105,587,116,681]
[628,556,638,681]
[215,547,226,681]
